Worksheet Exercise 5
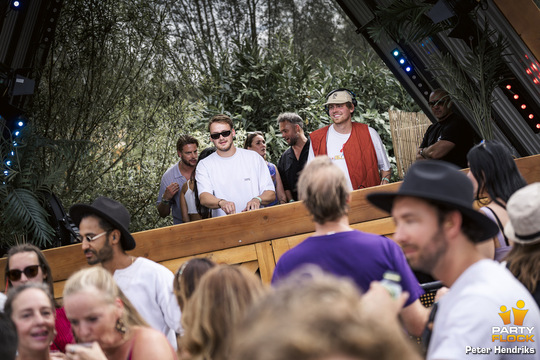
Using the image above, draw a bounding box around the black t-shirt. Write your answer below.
[420,113,477,168]
[277,138,310,201]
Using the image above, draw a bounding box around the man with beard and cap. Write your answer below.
[277,112,310,202]
[157,134,199,224]
[70,197,181,349]
[367,160,540,359]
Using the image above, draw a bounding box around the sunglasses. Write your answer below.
[75,231,108,243]
[210,130,232,140]
[428,95,450,107]
[7,265,40,282]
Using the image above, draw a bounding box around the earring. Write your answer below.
[115,318,126,335]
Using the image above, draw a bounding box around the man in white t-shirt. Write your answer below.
[308,89,391,190]
[368,161,540,360]
[70,197,181,349]
[196,114,275,217]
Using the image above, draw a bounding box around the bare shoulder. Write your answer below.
[132,327,177,360]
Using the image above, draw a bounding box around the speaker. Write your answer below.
[324,88,358,115]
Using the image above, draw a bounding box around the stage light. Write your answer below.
[392,49,400,57]
[514,94,519,100]
[529,114,534,119]
[17,120,25,127]
[10,0,22,10]
[522,104,527,109]
[537,123,540,129]
[14,130,20,136]
[5,160,12,166]
[506,85,512,90]
[399,59,405,64]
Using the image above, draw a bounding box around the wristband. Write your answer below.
[217,199,224,208]
[253,196,262,204]
[381,177,390,183]
[162,198,170,205]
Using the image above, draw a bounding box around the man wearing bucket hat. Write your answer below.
[367,161,540,359]
[505,183,540,307]
[69,197,181,349]
[307,88,392,190]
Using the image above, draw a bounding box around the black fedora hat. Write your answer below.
[367,160,498,242]
[69,196,136,251]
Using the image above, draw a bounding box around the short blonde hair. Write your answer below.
[63,267,147,329]
[298,156,350,224]
[180,265,266,360]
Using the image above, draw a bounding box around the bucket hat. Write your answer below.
[69,196,136,250]
[367,160,498,242]
[504,183,540,245]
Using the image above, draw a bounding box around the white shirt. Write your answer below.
[196,148,275,217]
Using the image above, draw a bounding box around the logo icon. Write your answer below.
[499,300,529,326]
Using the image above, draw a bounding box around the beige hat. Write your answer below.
[504,182,540,245]
[324,90,353,105]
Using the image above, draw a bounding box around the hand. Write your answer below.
[243,198,261,212]
[359,281,409,321]
[65,342,107,360]
[219,199,236,215]
[50,350,68,359]
[163,182,180,202]
[434,286,449,302]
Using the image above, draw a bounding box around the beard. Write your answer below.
[85,238,114,265]
[408,227,447,275]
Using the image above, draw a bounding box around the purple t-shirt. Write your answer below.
[272,230,424,306]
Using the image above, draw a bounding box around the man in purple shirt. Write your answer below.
[272,156,429,337]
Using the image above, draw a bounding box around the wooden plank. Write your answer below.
[239,260,259,274]
[254,242,275,284]
[1,154,538,293]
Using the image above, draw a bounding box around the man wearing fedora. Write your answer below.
[272,156,429,337]
[70,197,181,349]
[308,88,392,190]
[368,161,540,359]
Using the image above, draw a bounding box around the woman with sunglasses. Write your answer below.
[466,140,527,261]
[4,282,67,360]
[4,244,74,353]
[63,266,177,360]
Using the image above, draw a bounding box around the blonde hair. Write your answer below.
[63,267,147,329]
[230,266,421,360]
[180,265,266,360]
[298,156,350,224]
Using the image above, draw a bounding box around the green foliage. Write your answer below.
[6,0,418,249]
[0,125,65,247]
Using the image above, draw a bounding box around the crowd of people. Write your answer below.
[2,88,540,360]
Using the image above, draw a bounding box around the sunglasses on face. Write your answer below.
[7,265,40,282]
[428,95,450,107]
[75,231,108,243]
[210,130,232,140]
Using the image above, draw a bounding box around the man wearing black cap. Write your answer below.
[368,161,540,359]
[70,197,181,349]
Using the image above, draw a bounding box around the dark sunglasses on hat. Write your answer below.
[210,130,231,140]
[7,265,41,282]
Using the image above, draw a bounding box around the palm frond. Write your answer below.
[2,188,55,247]
[368,0,454,44]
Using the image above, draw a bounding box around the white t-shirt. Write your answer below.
[114,257,181,349]
[308,124,391,190]
[427,260,540,359]
[196,148,275,217]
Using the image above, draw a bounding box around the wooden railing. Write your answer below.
[1,154,539,300]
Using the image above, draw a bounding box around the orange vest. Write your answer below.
[310,123,380,189]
